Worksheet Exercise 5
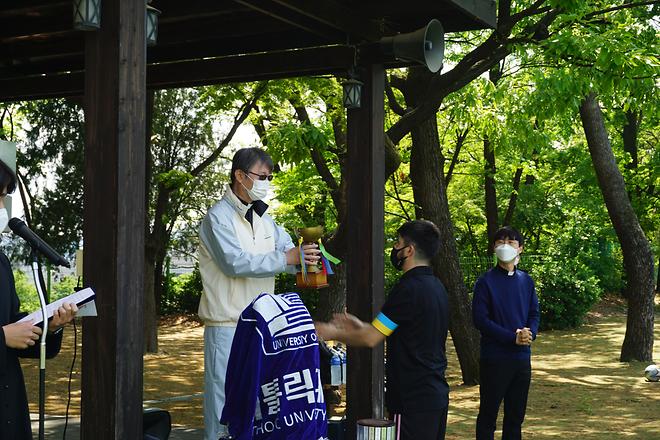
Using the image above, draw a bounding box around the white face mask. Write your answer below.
[494,244,519,263]
[0,208,8,232]
[242,176,270,202]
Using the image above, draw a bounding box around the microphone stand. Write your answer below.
[30,249,49,440]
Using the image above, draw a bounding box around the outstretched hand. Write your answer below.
[314,321,337,341]
[329,312,364,332]
[316,311,366,341]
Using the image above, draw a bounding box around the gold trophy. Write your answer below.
[296,226,329,289]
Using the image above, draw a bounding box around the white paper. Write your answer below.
[18,287,96,325]
[76,300,97,317]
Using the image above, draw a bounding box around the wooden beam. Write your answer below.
[147,45,353,88]
[0,34,81,61]
[157,13,289,45]
[0,30,326,79]
[152,0,250,22]
[234,0,344,40]
[346,63,385,436]
[0,7,70,40]
[0,32,328,80]
[0,0,67,16]
[81,0,145,438]
[0,46,355,101]
[270,0,384,41]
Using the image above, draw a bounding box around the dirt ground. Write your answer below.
[24,296,660,439]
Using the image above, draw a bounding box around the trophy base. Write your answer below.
[296,271,329,289]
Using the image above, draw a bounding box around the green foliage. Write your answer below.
[530,260,601,330]
[49,275,80,301]
[14,272,81,314]
[274,273,320,318]
[15,99,85,260]
[161,266,202,315]
[14,270,38,313]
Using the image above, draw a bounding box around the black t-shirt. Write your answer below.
[373,266,449,413]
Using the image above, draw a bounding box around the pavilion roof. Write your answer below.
[0,0,495,101]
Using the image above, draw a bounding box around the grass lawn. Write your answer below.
[24,296,660,438]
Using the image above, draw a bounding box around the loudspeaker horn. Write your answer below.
[380,19,444,73]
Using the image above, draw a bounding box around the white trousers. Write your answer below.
[204,326,236,440]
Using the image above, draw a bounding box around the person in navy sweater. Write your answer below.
[472,226,540,440]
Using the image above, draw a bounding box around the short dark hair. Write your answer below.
[0,159,16,195]
[397,219,441,261]
[230,148,274,184]
[493,226,524,246]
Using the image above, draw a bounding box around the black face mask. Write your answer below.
[389,245,409,271]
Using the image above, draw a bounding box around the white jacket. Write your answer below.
[197,185,296,327]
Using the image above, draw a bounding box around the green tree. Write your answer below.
[143,83,266,352]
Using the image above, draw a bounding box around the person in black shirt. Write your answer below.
[315,219,449,440]
[0,156,78,439]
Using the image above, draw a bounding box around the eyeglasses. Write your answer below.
[245,170,274,181]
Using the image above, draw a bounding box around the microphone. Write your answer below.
[8,218,70,268]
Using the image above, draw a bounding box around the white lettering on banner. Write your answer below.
[272,334,309,350]
[255,368,326,434]
[283,369,315,404]
[253,409,327,436]
[314,368,324,404]
[261,378,282,415]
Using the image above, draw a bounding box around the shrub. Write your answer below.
[530,260,601,330]
[14,270,39,313]
[14,272,81,314]
[161,266,202,315]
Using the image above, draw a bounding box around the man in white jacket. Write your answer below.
[198,147,319,440]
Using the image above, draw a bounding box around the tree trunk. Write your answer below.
[622,110,639,169]
[410,113,480,384]
[315,261,347,321]
[144,185,172,353]
[404,67,480,384]
[316,176,348,322]
[483,63,504,254]
[483,135,498,256]
[144,246,158,353]
[502,167,523,227]
[143,91,159,353]
[579,93,655,362]
[656,256,660,294]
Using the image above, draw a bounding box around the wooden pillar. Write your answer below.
[81,0,146,438]
[346,63,385,436]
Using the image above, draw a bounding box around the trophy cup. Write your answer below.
[296,226,337,289]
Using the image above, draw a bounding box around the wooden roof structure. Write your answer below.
[0,1,495,438]
[0,0,494,101]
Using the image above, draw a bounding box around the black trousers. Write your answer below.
[476,358,531,440]
[393,407,448,440]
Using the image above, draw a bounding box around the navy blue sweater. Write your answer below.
[472,265,540,360]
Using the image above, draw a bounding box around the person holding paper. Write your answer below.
[197,148,320,440]
[0,155,78,439]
